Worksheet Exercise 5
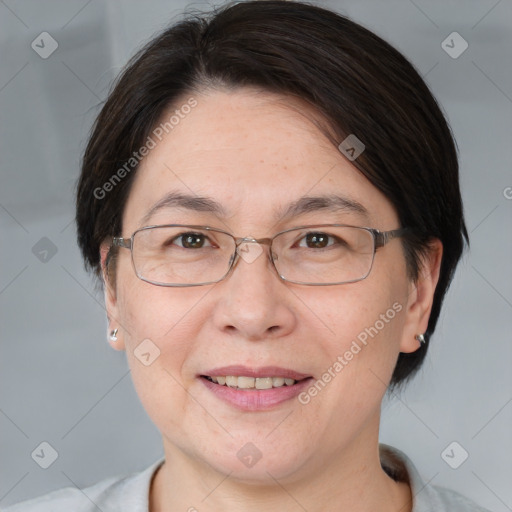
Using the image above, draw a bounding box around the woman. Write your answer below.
[5,1,493,510]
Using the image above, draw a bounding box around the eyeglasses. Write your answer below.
[111,224,408,287]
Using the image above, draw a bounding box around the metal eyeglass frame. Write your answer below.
[111,224,409,287]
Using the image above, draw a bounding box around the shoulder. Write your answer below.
[428,484,493,511]
[3,458,165,512]
[379,444,494,512]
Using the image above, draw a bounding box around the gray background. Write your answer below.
[1,0,511,509]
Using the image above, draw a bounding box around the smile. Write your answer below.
[199,366,313,410]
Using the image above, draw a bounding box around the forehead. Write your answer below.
[122,88,398,232]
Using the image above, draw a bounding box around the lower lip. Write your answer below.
[200,377,313,411]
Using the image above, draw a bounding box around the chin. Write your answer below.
[195,436,311,484]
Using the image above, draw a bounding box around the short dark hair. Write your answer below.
[76,0,468,388]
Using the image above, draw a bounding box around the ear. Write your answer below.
[100,242,126,351]
[399,239,443,353]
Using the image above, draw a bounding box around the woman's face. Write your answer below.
[103,88,434,482]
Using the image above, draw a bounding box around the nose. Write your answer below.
[211,240,297,341]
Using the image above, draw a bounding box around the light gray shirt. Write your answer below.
[3,444,493,511]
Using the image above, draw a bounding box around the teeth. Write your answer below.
[272,377,285,387]
[226,376,238,388]
[255,377,273,389]
[207,375,298,389]
[237,376,255,389]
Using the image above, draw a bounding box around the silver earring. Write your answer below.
[109,328,118,342]
[415,333,425,345]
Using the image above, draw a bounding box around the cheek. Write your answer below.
[114,268,210,419]
[115,250,208,349]
[302,267,408,391]
[312,281,404,346]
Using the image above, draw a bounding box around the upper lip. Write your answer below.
[201,365,311,380]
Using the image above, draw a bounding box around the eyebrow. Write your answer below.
[278,194,369,221]
[141,192,228,224]
[141,190,369,225]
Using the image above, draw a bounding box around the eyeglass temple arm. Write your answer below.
[112,237,132,249]
[373,227,408,249]
[104,237,132,269]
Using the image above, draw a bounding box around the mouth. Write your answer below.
[199,366,313,411]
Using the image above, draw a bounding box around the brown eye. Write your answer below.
[172,233,212,249]
[300,232,333,249]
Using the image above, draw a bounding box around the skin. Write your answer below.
[100,87,442,512]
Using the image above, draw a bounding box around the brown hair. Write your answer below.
[76,0,468,388]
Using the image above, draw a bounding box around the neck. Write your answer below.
[150,421,412,512]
